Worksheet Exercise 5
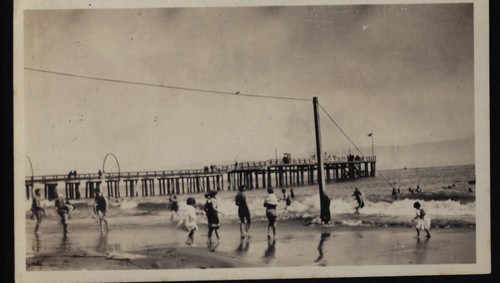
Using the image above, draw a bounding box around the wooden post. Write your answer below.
[300,166,304,185]
[25,184,33,199]
[189,177,193,193]
[75,182,81,199]
[313,97,328,223]
[261,171,265,188]
[296,166,299,185]
[115,181,119,197]
[285,167,288,186]
[125,180,134,197]
[107,181,112,197]
[85,182,90,198]
[221,174,224,191]
[274,169,280,188]
[267,167,272,189]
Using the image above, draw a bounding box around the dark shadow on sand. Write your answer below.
[263,238,276,263]
[96,231,108,252]
[235,237,250,255]
[315,232,331,263]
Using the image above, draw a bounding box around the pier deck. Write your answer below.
[25,157,376,200]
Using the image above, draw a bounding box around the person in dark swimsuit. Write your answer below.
[94,189,109,231]
[320,192,331,225]
[235,185,251,238]
[204,190,222,246]
[352,187,365,212]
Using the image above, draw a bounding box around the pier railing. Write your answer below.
[25,156,377,183]
[230,156,376,169]
[25,156,376,200]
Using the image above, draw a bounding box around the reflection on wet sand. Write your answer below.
[264,238,276,263]
[59,234,70,253]
[32,233,42,253]
[97,231,108,252]
[415,237,430,264]
[315,232,331,264]
[26,220,476,270]
[235,237,250,254]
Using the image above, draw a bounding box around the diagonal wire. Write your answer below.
[318,102,395,189]
[24,67,310,102]
[318,103,364,155]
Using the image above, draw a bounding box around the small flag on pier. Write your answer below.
[368,133,373,137]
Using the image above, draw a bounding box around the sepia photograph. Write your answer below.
[14,0,490,282]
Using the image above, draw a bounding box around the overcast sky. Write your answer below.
[23,4,474,175]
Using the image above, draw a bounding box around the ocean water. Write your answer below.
[26,165,476,228]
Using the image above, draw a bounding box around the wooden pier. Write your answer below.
[25,156,376,200]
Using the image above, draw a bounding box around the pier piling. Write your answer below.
[26,157,376,200]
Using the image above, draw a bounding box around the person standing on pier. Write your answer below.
[94,189,109,231]
[263,188,279,239]
[235,185,251,238]
[204,190,222,246]
[54,191,73,235]
[31,188,45,234]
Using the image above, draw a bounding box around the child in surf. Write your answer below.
[183,197,198,246]
[412,201,431,238]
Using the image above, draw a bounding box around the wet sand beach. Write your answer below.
[26,220,475,270]
[24,165,477,271]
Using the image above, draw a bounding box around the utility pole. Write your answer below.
[313,97,328,223]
